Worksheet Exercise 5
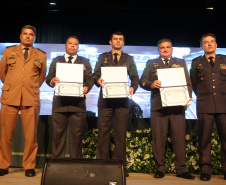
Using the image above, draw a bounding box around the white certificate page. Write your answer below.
[101,66,128,83]
[56,63,84,83]
[157,67,186,87]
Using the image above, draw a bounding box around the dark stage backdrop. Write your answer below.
[1,5,226,48]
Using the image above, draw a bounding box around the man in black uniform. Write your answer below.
[46,36,94,158]
[140,38,194,179]
[93,32,139,173]
[190,33,226,181]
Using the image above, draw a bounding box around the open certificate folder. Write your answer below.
[55,63,84,97]
[101,67,129,98]
[157,67,190,107]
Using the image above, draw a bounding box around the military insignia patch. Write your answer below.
[153,63,159,68]
[9,55,15,59]
[172,64,181,68]
[34,56,42,63]
[220,64,226,69]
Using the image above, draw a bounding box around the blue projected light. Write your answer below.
[1,43,225,119]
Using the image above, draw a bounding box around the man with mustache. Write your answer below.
[0,25,46,177]
[140,38,194,179]
[46,36,93,159]
[190,33,226,181]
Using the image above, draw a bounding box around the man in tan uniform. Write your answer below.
[0,25,46,177]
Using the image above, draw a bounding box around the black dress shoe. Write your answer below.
[200,173,211,181]
[0,169,8,176]
[25,169,35,177]
[125,172,129,177]
[154,171,165,178]
[176,172,195,180]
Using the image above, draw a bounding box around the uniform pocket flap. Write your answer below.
[1,84,10,91]
[34,61,41,68]
[7,60,16,64]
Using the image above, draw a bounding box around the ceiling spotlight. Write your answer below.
[50,2,56,5]
[206,7,213,10]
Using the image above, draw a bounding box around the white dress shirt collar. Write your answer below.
[64,53,77,63]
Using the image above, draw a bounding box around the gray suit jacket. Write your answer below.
[46,55,94,112]
[139,57,192,111]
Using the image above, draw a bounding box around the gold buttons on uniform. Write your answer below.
[213,86,215,88]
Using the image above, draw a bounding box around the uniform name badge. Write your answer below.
[101,66,129,98]
[55,63,84,97]
[157,67,190,106]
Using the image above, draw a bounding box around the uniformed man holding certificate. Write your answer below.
[93,32,139,175]
[46,36,94,158]
[139,38,194,179]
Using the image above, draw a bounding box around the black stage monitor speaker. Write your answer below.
[41,158,126,185]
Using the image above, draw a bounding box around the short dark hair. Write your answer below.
[199,33,216,46]
[66,35,80,43]
[157,38,173,48]
[21,25,36,35]
[110,31,125,41]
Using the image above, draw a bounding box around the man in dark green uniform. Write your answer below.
[93,32,139,175]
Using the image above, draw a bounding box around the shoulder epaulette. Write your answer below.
[217,54,226,58]
[192,55,202,61]
[36,48,46,54]
[6,45,17,48]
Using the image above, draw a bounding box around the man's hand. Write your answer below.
[97,78,104,88]
[50,77,60,87]
[182,98,192,107]
[128,87,134,98]
[83,86,89,95]
[151,80,162,89]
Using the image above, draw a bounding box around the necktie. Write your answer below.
[68,56,73,63]
[24,48,29,60]
[164,59,169,67]
[209,56,214,68]
[114,53,118,66]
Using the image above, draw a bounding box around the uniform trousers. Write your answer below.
[96,107,129,162]
[198,113,226,175]
[0,103,39,170]
[52,112,85,158]
[151,108,188,175]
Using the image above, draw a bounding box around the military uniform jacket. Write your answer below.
[139,57,192,111]
[190,54,226,114]
[93,51,139,108]
[0,45,46,106]
[46,55,94,113]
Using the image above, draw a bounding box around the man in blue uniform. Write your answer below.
[190,33,226,181]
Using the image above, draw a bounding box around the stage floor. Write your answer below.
[0,168,225,185]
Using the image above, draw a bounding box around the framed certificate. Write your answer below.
[102,82,129,98]
[101,67,129,98]
[157,67,190,107]
[160,86,190,107]
[55,63,84,97]
[55,83,83,97]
